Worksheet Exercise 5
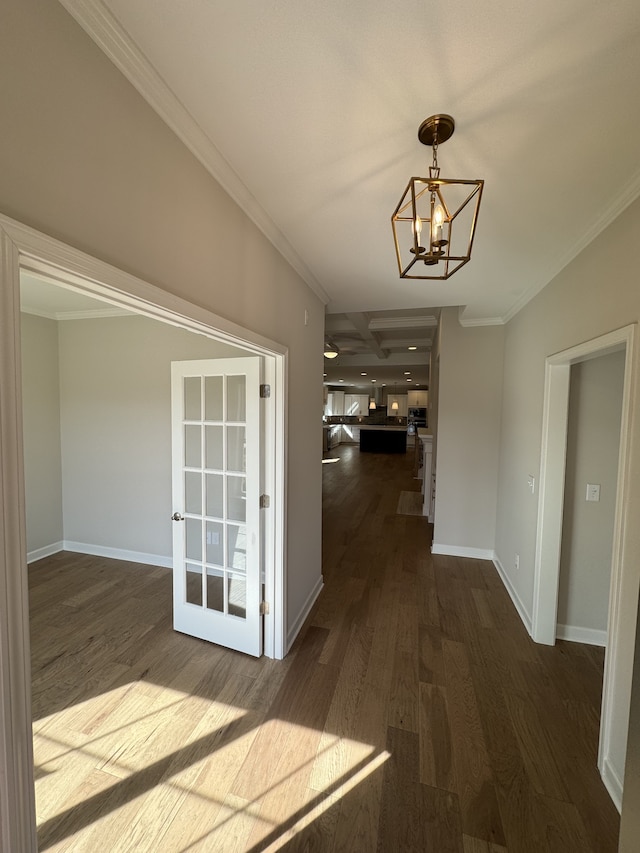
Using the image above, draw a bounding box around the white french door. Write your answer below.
[171,357,263,657]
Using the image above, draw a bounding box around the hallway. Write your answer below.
[311,443,619,851]
[30,444,619,851]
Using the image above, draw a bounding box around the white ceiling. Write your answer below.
[58,0,640,381]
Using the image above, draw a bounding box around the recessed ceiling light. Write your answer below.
[371,379,377,382]
[408,346,417,351]
[339,379,344,382]
[361,372,367,376]
[406,378,413,382]
[404,371,411,375]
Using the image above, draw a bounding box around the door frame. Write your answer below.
[532,323,636,810]
[0,213,288,852]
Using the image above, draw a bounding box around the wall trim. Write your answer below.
[493,556,534,635]
[0,225,38,851]
[556,624,607,647]
[431,544,495,560]
[286,575,324,654]
[64,542,172,569]
[26,542,64,564]
[602,757,623,814]
[27,541,172,568]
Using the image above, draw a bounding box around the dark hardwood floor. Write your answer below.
[29,442,619,851]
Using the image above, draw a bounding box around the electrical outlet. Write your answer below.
[515,553,520,570]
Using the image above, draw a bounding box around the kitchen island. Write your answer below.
[358,424,407,453]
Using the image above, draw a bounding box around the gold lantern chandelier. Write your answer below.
[391,114,484,280]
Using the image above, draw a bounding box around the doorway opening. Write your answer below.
[532,324,636,811]
[0,214,287,850]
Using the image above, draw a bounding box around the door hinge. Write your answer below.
[260,384,271,398]
[260,601,270,615]
[260,494,270,509]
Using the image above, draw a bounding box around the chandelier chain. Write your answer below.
[430,130,440,181]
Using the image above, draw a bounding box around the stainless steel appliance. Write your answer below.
[408,406,427,433]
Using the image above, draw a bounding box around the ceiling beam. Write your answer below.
[368,316,438,331]
[376,336,432,350]
[345,312,388,360]
[329,352,428,367]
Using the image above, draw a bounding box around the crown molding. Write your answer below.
[21,305,131,321]
[498,166,640,326]
[57,0,330,306]
[457,309,506,328]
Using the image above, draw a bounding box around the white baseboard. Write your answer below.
[431,543,496,560]
[27,541,64,564]
[286,574,324,654]
[63,541,172,569]
[601,756,623,813]
[556,624,607,647]
[493,555,533,635]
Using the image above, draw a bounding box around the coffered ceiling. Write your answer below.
[323,309,434,387]
[58,0,640,383]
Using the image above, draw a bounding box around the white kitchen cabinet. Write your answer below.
[407,390,428,407]
[386,394,408,417]
[327,425,342,449]
[340,424,360,444]
[326,390,345,416]
[343,393,354,415]
[344,394,370,416]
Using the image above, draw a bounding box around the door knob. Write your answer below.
[171,512,184,521]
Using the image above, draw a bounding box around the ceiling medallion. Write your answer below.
[391,114,484,280]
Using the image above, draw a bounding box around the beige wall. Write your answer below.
[57,314,243,559]
[433,308,504,554]
[0,0,325,632]
[557,352,625,639]
[495,194,640,797]
[22,310,244,560]
[20,314,63,553]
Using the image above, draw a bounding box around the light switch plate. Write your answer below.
[586,483,601,502]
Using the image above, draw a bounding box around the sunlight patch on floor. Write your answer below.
[33,681,249,848]
[33,687,388,852]
[252,748,390,852]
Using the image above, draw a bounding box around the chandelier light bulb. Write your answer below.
[413,215,423,246]
[431,203,446,247]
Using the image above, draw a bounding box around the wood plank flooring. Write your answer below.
[29,444,619,851]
